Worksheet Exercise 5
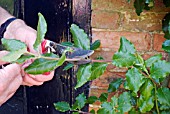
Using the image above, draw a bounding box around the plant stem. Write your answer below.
[25,51,113,63]
[140,71,160,87]
[25,51,37,56]
[142,66,160,114]
[91,59,112,64]
[154,84,160,114]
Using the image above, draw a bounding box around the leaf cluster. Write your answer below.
[1,13,170,114]
[55,36,170,114]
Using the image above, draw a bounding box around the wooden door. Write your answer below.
[0,0,92,114]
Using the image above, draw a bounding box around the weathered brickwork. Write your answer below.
[90,0,170,110]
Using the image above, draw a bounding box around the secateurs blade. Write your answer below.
[41,40,94,64]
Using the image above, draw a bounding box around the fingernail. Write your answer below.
[43,72,51,75]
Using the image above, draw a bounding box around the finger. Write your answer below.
[0,51,9,65]
[0,63,21,85]
[3,74,22,96]
[23,27,42,54]
[0,74,22,105]
[22,81,33,87]
[29,71,54,82]
[22,74,44,86]
[3,93,15,104]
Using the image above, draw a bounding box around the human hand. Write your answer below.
[0,51,22,106]
[3,19,54,86]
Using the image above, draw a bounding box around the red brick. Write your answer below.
[89,88,122,101]
[92,31,152,51]
[92,0,170,12]
[92,11,120,30]
[122,12,167,31]
[89,88,108,97]
[153,34,166,52]
[92,0,134,11]
[92,50,115,61]
[91,71,126,88]
[150,0,170,12]
[142,52,168,60]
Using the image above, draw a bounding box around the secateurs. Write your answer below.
[41,40,94,65]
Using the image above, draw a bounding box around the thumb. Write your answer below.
[0,51,9,65]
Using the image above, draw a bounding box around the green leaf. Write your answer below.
[145,54,162,67]
[25,53,58,74]
[1,47,27,62]
[119,37,136,54]
[111,96,118,108]
[135,53,145,70]
[89,62,108,80]
[33,13,47,51]
[125,68,145,95]
[97,108,109,114]
[56,50,67,66]
[144,0,154,10]
[140,79,154,100]
[162,13,170,39]
[0,38,28,62]
[134,0,145,16]
[101,102,113,113]
[70,24,90,50]
[1,38,27,51]
[111,96,118,113]
[138,96,154,113]
[75,64,92,89]
[90,109,95,114]
[160,105,170,110]
[99,93,108,103]
[150,60,170,81]
[136,53,144,65]
[61,42,74,47]
[54,102,71,112]
[157,87,170,109]
[127,0,131,3]
[87,96,98,104]
[112,52,136,67]
[75,93,86,110]
[117,92,132,113]
[63,63,74,71]
[129,108,140,114]
[90,40,101,50]
[72,112,79,114]
[15,55,35,64]
[108,78,123,93]
[72,102,78,110]
[162,40,170,53]
[161,110,170,114]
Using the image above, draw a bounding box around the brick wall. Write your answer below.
[90,0,170,110]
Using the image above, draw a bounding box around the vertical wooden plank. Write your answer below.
[72,0,92,112]
[24,0,72,114]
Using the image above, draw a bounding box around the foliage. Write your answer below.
[129,0,170,53]
[54,35,170,114]
[0,13,170,114]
